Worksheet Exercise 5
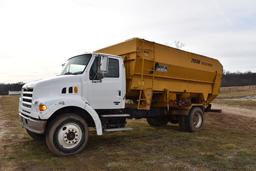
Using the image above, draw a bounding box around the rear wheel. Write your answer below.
[26,129,45,141]
[189,107,204,132]
[168,116,179,124]
[147,116,168,127]
[179,107,204,132]
[46,113,88,156]
[179,116,189,131]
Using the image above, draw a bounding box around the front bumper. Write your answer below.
[19,113,47,134]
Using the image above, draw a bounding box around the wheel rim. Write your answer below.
[193,112,202,128]
[57,122,83,149]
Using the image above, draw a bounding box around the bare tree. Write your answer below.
[174,41,185,49]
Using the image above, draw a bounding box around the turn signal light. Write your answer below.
[39,104,47,111]
[74,86,79,93]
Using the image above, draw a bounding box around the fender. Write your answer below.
[37,96,103,135]
[84,102,103,135]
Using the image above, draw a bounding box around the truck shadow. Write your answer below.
[85,124,181,151]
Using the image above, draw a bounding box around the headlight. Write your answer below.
[39,104,47,111]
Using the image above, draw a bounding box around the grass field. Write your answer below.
[214,86,256,110]
[1,95,256,170]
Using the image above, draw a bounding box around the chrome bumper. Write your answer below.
[19,113,47,134]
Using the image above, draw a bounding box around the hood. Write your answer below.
[24,75,80,88]
[23,75,82,99]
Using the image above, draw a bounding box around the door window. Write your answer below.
[89,57,119,80]
[104,58,119,78]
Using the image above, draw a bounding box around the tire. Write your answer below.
[147,116,168,127]
[188,107,204,132]
[168,116,179,124]
[26,129,45,141]
[179,116,188,131]
[179,107,204,132]
[46,113,88,156]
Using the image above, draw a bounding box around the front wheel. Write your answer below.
[46,113,88,156]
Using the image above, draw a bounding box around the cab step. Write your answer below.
[101,114,130,118]
[104,127,133,132]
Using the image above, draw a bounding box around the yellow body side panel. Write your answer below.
[96,38,223,110]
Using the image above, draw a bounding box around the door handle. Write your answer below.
[92,80,102,83]
[114,101,121,105]
[118,90,121,96]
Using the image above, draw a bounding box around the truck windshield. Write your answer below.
[61,54,92,75]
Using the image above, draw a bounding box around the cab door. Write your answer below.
[87,56,124,109]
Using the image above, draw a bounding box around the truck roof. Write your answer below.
[68,53,123,60]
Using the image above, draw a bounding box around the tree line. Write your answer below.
[0,82,24,95]
[0,72,256,95]
[222,71,256,87]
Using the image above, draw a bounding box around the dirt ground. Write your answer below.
[212,103,256,118]
[0,96,256,171]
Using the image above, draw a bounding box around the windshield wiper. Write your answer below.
[63,72,82,75]
[72,72,83,75]
[63,72,72,75]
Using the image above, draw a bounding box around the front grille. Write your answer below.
[22,98,32,103]
[21,88,33,111]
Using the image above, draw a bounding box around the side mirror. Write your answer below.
[99,56,108,73]
[97,72,104,80]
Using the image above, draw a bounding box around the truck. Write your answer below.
[19,38,223,156]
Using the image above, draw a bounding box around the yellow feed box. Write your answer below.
[96,38,223,110]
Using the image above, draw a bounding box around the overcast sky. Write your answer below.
[0,0,255,83]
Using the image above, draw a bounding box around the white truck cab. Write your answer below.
[19,53,126,155]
